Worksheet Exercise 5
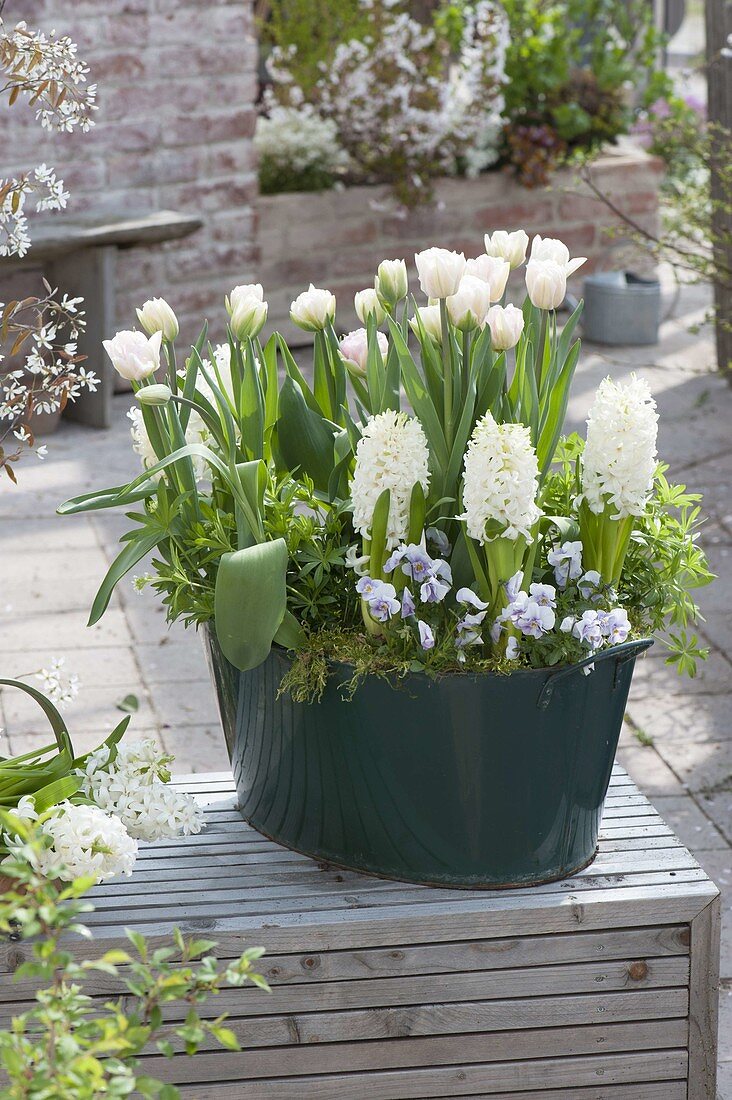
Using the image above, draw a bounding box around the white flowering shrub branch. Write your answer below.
[0,285,98,480]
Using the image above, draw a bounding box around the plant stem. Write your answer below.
[439,298,453,450]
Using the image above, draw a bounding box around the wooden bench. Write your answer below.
[0,765,721,1098]
[0,211,201,428]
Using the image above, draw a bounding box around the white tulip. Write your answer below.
[484,229,529,269]
[290,284,336,331]
[226,283,264,314]
[338,328,389,375]
[525,259,567,311]
[486,304,525,350]
[414,247,466,299]
[135,297,179,341]
[103,329,162,382]
[529,235,587,276]
[409,304,443,344]
[137,383,172,406]
[230,292,268,340]
[446,275,492,332]
[354,288,386,325]
[375,258,409,308]
[464,254,510,302]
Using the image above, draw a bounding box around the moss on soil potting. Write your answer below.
[277,626,513,704]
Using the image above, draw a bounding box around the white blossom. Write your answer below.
[484,229,529,269]
[525,259,567,311]
[375,259,409,308]
[464,254,510,301]
[136,298,179,341]
[415,247,466,299]
[35,802,137,883]
[581,375,659,518]
[290,285,336,331]
[78,739,204,843]
[446,275,492,331]
[410,304,443,344]
[486,304,524,350]
[350,411,431,549]
[355,288,386,325]
[338,329,388,376]
[529,235,587,277]
[103,329,162,382]
[254,104,349,189]
[461,412,541,542]
[36,657,80,710]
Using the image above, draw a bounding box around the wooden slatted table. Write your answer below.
[1,766,721,1099]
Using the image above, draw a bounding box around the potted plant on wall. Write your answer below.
[59,232,712,888]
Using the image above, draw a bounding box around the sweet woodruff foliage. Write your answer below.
[59,230,712,697]
[0,820,268,1100]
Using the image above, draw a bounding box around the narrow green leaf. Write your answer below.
[88,529,161,626]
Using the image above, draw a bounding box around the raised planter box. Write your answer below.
[1,767,719,1097]
[257,147,663,342]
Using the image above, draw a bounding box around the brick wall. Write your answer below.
[1,0,258,345]
[258,148,663,344]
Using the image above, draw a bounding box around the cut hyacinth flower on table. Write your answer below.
[0,676,203,891]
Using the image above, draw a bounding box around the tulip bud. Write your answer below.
[226,283,264,315]
[484,230,529,269]
[446,275,492,332]
[525,259,567,311]
[338,328,388,376]
[103,330,162,381]
[414,247,466,299]
[486,304,524,350]
[354,288,386,326]
[135,298,179,341]
[464,255,510,302]
[230,293,268,340]
[137,383,172,406]
[409,304,443,344]
[375,258,408,309]
[529,236,586,276]
[290,284,336,331]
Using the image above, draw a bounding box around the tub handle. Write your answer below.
[536,638,654,710]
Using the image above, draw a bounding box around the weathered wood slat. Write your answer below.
[0,925,689,1003]
[137,1019,689,1083]
[179,1083,687,1100]
[164,1049,689,1098]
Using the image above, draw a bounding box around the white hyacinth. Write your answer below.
[78,739,204,843]
[36,802,137,882]
[461,412,541,542]
[350,411,431,549]
[581,375,659,518]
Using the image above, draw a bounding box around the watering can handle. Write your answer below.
[536,638,654,711]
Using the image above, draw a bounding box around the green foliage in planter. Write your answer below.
[258,0,369,97]
[0,815,269,1099]
[437,0,671,184]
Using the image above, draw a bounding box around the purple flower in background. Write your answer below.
[603,607,631,644]
[367,582,401,622]
[401,586,416,618]
[514,600,555,639]
[500,591,530,625]
[356,576,382,598]
[529,582,556,608]
[426,526,451,556]
[418,620,435,650]
[455,610,486,654]
[572,609,604,648]
[578,570,602,600]
[505,636,520,660]
[505,570,524,602]
[397,545,434,582]
[420,576,451,604]
[456,587,489,610]
[432,558,452,583]
[383,547,407,574]
[490,618,503,644]
[547,541,583,587]
[560,615,575,633]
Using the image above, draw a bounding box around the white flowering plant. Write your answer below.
[262,0,508,205]
[0,677,203,887]
[60,227,712,698]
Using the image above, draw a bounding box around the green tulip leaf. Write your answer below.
[277,375,337,492]
[214,538,289,671]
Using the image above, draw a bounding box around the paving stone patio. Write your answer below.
[2,278,731,1091]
